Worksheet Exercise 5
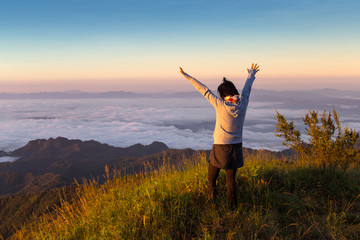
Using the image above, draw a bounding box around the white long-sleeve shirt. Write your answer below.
[183,71,256,145]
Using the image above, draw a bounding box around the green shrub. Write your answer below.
[275,107,359,171]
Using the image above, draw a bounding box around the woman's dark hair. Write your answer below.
[217,77,239,99]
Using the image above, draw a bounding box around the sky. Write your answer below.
[0,0,359,93]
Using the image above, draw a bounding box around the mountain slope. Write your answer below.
[10,153,360,240]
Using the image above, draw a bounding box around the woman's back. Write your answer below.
[213,99,248,144]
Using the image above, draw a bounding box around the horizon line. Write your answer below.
[0,87,359,95]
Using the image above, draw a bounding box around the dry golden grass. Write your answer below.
[11,152,360,239]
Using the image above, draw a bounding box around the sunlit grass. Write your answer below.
[12,152,360,240]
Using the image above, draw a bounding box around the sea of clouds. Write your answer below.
[1,91,359,161]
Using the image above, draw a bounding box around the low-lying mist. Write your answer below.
[0,89,359,152]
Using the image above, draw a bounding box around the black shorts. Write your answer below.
[209,143,244,170]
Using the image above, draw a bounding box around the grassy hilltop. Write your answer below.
[9,150,360,240]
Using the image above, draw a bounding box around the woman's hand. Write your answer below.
[247,63,260,76]
[179,67,186,76]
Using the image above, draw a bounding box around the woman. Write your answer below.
[179,64,260,209]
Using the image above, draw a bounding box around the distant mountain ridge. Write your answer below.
[1,88,359,99]
[0,137,170,196]
[11,137,168,161]
[0,91,190,99]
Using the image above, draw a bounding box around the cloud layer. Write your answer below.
[1,95,359,152]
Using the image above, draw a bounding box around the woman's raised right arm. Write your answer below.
[241,63,260,101]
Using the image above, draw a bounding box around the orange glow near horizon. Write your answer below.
[1,48,359,92]
[1,46,359,81]
[1,74,359,93]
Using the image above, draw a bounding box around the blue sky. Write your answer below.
[1,0,359,92]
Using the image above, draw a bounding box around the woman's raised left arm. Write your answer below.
[179,67,220,107]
